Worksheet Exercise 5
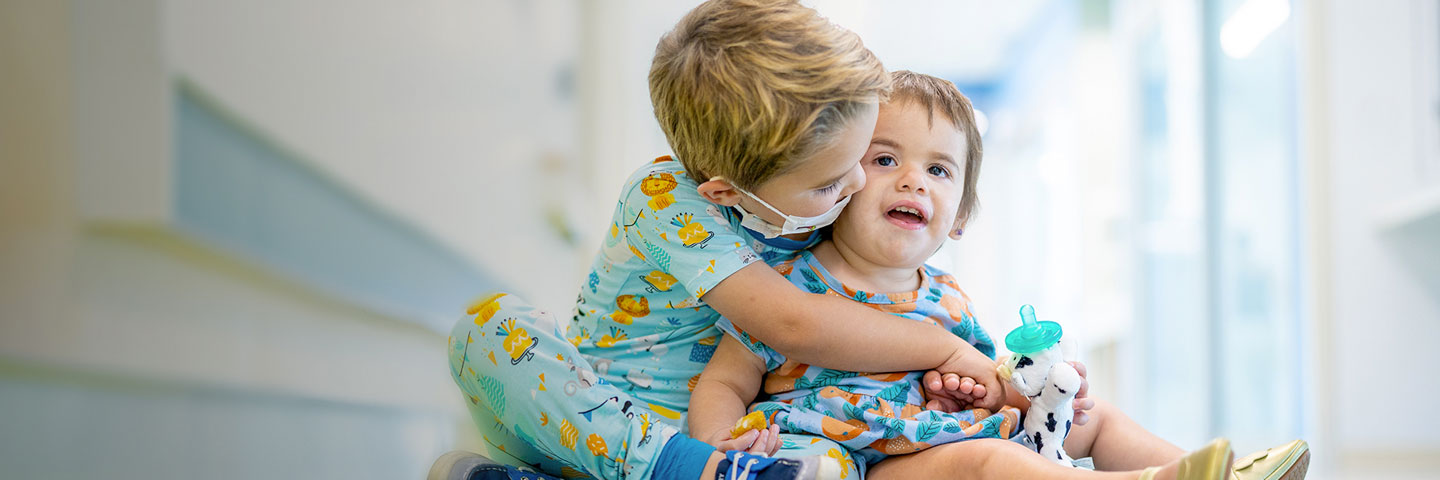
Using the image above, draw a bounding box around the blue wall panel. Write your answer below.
[174,85,503,331]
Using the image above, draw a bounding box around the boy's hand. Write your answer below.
[1070,361,1095,425]
[708,424,783,456]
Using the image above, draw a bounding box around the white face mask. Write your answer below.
[718,178,851,239]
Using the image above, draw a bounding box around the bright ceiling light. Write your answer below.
[1220,0,1291,59]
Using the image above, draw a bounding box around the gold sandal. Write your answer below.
[1230,440,1309,480]
[1140,438,1234,480]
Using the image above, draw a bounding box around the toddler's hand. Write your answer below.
[932,347,1006,411]
[1069,361,1095,425]
[921,372,986,412]
[710,424,783,456]
[967,369,1006,411]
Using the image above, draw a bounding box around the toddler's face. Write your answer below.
[741,104,877,226]
[831,101,967,268]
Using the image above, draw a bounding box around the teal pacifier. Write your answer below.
[1003,304,1062,354]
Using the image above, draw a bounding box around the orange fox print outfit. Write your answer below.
[717,251,1020,468]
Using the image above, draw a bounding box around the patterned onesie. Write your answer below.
[716,250,1022,474]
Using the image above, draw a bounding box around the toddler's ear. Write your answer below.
[948,219,966,240]
[698,178,742,206]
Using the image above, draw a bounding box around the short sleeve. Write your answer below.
[929,268,997,359]
[620,168,761,299]
[714,317,787,371]
[963,298,997,359]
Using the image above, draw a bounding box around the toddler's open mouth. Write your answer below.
[885,203,928,230]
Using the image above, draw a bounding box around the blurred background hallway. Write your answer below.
[3,0,1438,478]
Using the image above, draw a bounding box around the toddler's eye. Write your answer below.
[928,165,951,178]
[875,155,896,167]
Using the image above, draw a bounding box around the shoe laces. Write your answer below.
[728,451,765,479]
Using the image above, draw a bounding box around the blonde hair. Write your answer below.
[649,0,890,190]
[887,70,984,229]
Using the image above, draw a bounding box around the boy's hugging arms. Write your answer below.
[615,161,1000,392]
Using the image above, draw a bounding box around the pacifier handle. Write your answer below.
[1005,304,1062,354]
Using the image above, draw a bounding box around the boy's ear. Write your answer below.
[697,178,742,206]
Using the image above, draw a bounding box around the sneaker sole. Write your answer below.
[1267,448,1310,480]
[427,451,501,480]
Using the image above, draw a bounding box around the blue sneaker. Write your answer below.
[715,451,841,480]
[427,451,562,480]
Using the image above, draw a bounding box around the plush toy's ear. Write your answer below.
[1059,338,1080,363]
[1049,362,1083,394]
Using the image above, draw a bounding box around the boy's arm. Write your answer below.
[704,262,997,380]
[616,169,987,379]
[689,335,770,446]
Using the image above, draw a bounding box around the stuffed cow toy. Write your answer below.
[997,305,1081,466]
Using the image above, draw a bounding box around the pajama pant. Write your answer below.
[774,434,866,479]
[448,293,860,479]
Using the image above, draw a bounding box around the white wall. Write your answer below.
[1,1,474,477]
[576,1,696,229]
[0,228,458,478]
[166,0,592,309]
[1312,0,1440,471]
[1,1,77,363]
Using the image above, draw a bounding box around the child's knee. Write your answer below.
[933,438,1031,471]
[975,437,1032,456]
[455,293,506,334]
[449,292,527,367]
[981,438,1031,470]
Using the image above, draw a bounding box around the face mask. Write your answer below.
[716,177,851,238]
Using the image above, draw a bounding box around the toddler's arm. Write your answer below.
[705,263,996,384]
[690,335,780,453]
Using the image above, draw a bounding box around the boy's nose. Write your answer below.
[839,162,866,197]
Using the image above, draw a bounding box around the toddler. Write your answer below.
[689,71,1309,480]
